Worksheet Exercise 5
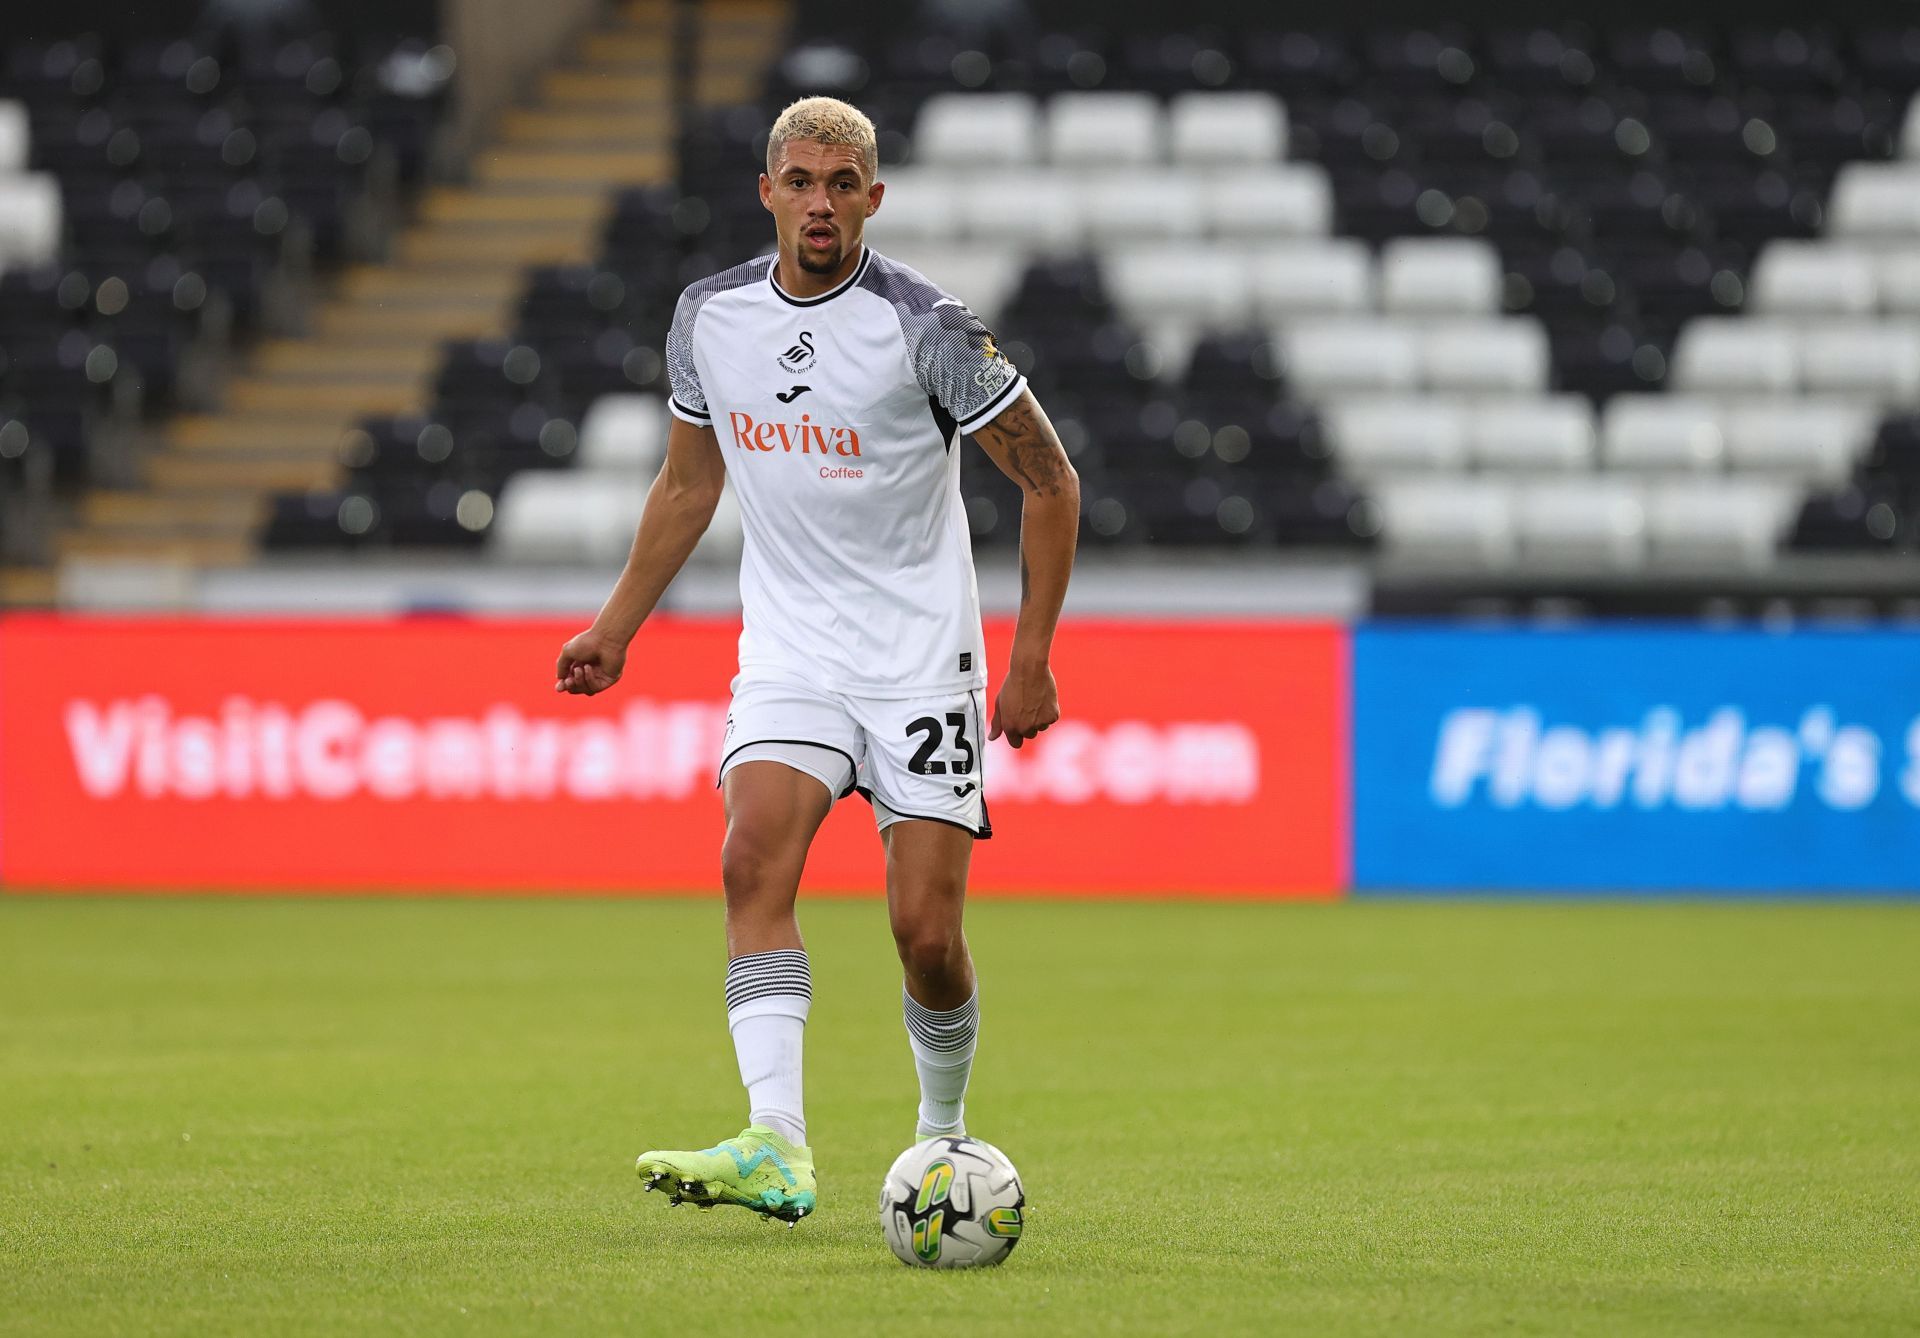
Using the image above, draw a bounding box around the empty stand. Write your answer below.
[14,13,1920,600]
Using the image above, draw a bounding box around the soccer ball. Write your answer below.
[878,1135,1025,1268]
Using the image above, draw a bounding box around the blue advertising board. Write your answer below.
[1352,625,1920,893]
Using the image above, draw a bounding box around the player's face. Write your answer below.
[759,139,882,276]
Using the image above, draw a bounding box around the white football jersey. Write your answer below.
[666,246,1026,697]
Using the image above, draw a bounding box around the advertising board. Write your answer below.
[1353,625,1920,893]
[0,616,1346,897]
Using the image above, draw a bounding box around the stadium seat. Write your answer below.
[1279,320,1422,395]
[1879,253,1920,314]
[914,94,1040,167]
[1828,163,1920,238]
[952,169,1081,249]
[1375,476,1516,566]
[1418,320,1551,392]
[1082,172,1206,241]
[868,170,966,242]
[0,175,62,268]
[1104,246,1250,325]
[1748,243,1878,315]
[1202,167,1333,237]
[1600,396,1726,471]
[1247,240,1375,317]
[491,473,617,563]
[1797,323,1920,403]
[1467,395,1597,471]
[1379,238,1504,315]
[1515,477,1647,569]
[1669,319,1799,393]
[1322,397,1470,476]
[1046,92,1163,165]
[1721,399,1877,481]
[1167,92,1287,164]
[0,101,26,174]
[1646,478,1797,567]
[494,473,649,564]
[578,395,668,475]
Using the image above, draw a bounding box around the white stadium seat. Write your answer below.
[493,473,639,564]
[914,93,1039,167]
[1467,395,1595,471]
[1646,478,1796,568]
[868,169,966,243]
[1600,395,1725,471]
[1167,92,1287,164]
[1669,319,1798,393]
[1515,478,1647,569]
[1748,243,1878,316]
[951,168,1080,249]
[867,243,1022,324]
[1828,163,1920,239]
[1202,166,1332,237]
[1322,397,1470,477]
[0,174,62,268]
[1046,92,1163,165]
[496,473,739,565]
[1375,476,1516,567]
[1247,240,1374,317]
[1104,246,1251,325]
[1721,399,1878,482]
[578,395,668,474]
[0,101,27,174]
[960,169,1082,247]
[1418,320,1550,392]
[1080,171,1205,241]
[1279,320,1421,396]
[1378,238,1503,315]
[1796,322,1920,404]
[1879,252,1920,314]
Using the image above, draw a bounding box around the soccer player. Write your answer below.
[553,97,1079,1224]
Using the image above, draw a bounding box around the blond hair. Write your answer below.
[765,96,878,180]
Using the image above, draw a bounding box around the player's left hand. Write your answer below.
[989,663,1059,750]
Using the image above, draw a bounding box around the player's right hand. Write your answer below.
[555,629,627,696]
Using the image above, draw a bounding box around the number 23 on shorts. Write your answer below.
[902,711,976,777]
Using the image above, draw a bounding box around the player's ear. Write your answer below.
[866,178,884,218]
[758,173,774,212]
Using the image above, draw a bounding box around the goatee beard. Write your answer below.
[798,244,841,274]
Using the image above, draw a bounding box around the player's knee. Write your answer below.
[720,825,800,904]
[892,919,964,983]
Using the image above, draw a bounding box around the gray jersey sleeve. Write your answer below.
[864,254,1028,435]
[665,287,710,425]
[665,258,766,427]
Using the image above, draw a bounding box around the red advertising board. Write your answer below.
[0,616,1345,897]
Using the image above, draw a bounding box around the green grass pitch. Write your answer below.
[2,896,1917,1336]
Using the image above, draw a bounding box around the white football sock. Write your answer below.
[724,949,810,1147]
[903,988,978,1137]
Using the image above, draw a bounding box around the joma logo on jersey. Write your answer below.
[728,411,862,457]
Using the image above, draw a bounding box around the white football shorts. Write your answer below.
[717,670,991,838]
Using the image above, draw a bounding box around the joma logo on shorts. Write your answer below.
[728,411,862,457]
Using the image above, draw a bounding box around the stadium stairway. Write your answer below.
[42,0,787,594]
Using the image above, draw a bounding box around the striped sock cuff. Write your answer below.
[724,950,811,1012]
[903,989,979,1054]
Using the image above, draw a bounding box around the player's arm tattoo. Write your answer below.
[974,393,1076,499]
